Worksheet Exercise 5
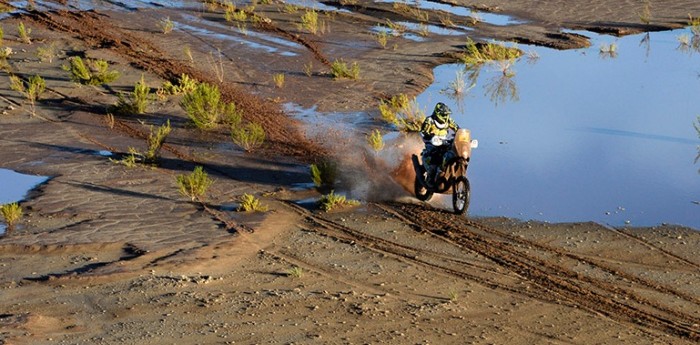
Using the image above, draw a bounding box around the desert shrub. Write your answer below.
[1,202,22,231]
[318,190,360,211]
[461,38,521,66]
[17,22,31,44]
[110,147,140,168]
[36,42,57,63]
[378,94,425,132]
[10,74,45,117]
[180,82,241,129]
[689,15,700,36]
[310,160,337,188]
[599,43,618,59]
[176,166,213,201]
[303,61,313,76]
[157,17,174,34]
[237,193,268,212]
[273,73,285,88]
[63,56,120,86]
[375,30,388,48]
[159,73,198,95]
[183,45,194,64]
[287,266,303,278]
[231,122,265,152]
[367,129,384,152]
[115,75,153,114]
[330,59,360,80]
[300,9,319,34]
[0,26,4,46]
[639,0,651,24]
[145,120,171,164]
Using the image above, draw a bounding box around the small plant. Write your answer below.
[183,45,194,64]
[180,82,241,129]
[160,73,198,95]
[690,15,700,36]
[330,59,360,80]
[418,23,430,37]
[302,62,314,77]
[439,13,455,27]
[157,17,174,34]
[114,75,152,114]
[385,19,407,35]
[310,160,337,188]
[231,122,265,152]
[448,69,468,95]
[448,290,459,302]
[10,74,46,117]
[287,266,303,278]
[273,73,285,88]
[300,9,319,34]
[176,166,213,201]
[0,25,4,45]
[599,43,618,58]
[105,113,115,129]
[110,147,139,168]
[461,38,521,66]
[318,190,360,211]
[36,42,57,63]
[145,120,171,163]
[282,3,299,14]
[17,22,31,44]
[63,57,120,85]
[639,0,652,24]
[376,30,388,48]
[1,202,22,231]
[367,129,384,152]
[237,193,269,212]
[378,94,425,132]
[207,50,225,83]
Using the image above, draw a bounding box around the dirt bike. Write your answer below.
[411,128,478,215]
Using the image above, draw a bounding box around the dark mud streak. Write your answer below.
[391,203,700,341]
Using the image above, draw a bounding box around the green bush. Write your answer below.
[145,120,171,163]
[17,22,31,44]
[377,94,425,132]
[1,202,22,231]
[176,166,213,201]
[330,59,360,80]
[180,82,241,129]
[115,75,153,114]
[10,74,45,117]
[310,160,337,188]
[63,56,120,85]
[231,122,265,152]
[318,190,360,211]
[237,193,268,212]
[367,129,384,152]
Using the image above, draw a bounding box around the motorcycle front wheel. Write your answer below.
[452,176,470,215]
[415,174,434,202]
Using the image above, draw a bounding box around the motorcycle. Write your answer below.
[411,128,478,215]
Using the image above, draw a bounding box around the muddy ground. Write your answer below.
[0,0,699,344]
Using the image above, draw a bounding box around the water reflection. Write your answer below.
[418,28,700,229]
[676,34,700,54]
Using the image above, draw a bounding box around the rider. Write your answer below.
[420,102,459,182]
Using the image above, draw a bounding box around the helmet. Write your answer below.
[432,102,451,124]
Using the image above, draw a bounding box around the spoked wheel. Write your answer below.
[452,176,470,215]
[415,173,434,202]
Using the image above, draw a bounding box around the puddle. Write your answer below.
[176,14,300,57]
[286,0,351,13]
[374,0,525,26]
[417,29,700,229]
[0,168,48,235]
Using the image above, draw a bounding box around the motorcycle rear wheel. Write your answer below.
[452,176,470,215]
[415,174,434,202]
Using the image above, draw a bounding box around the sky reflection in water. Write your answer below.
[418,29,700,229]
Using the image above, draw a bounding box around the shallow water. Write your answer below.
[418,29,700,228]
[0,169,48,235]
[374,0,525,26]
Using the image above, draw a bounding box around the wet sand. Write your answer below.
[0,0,699,344]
